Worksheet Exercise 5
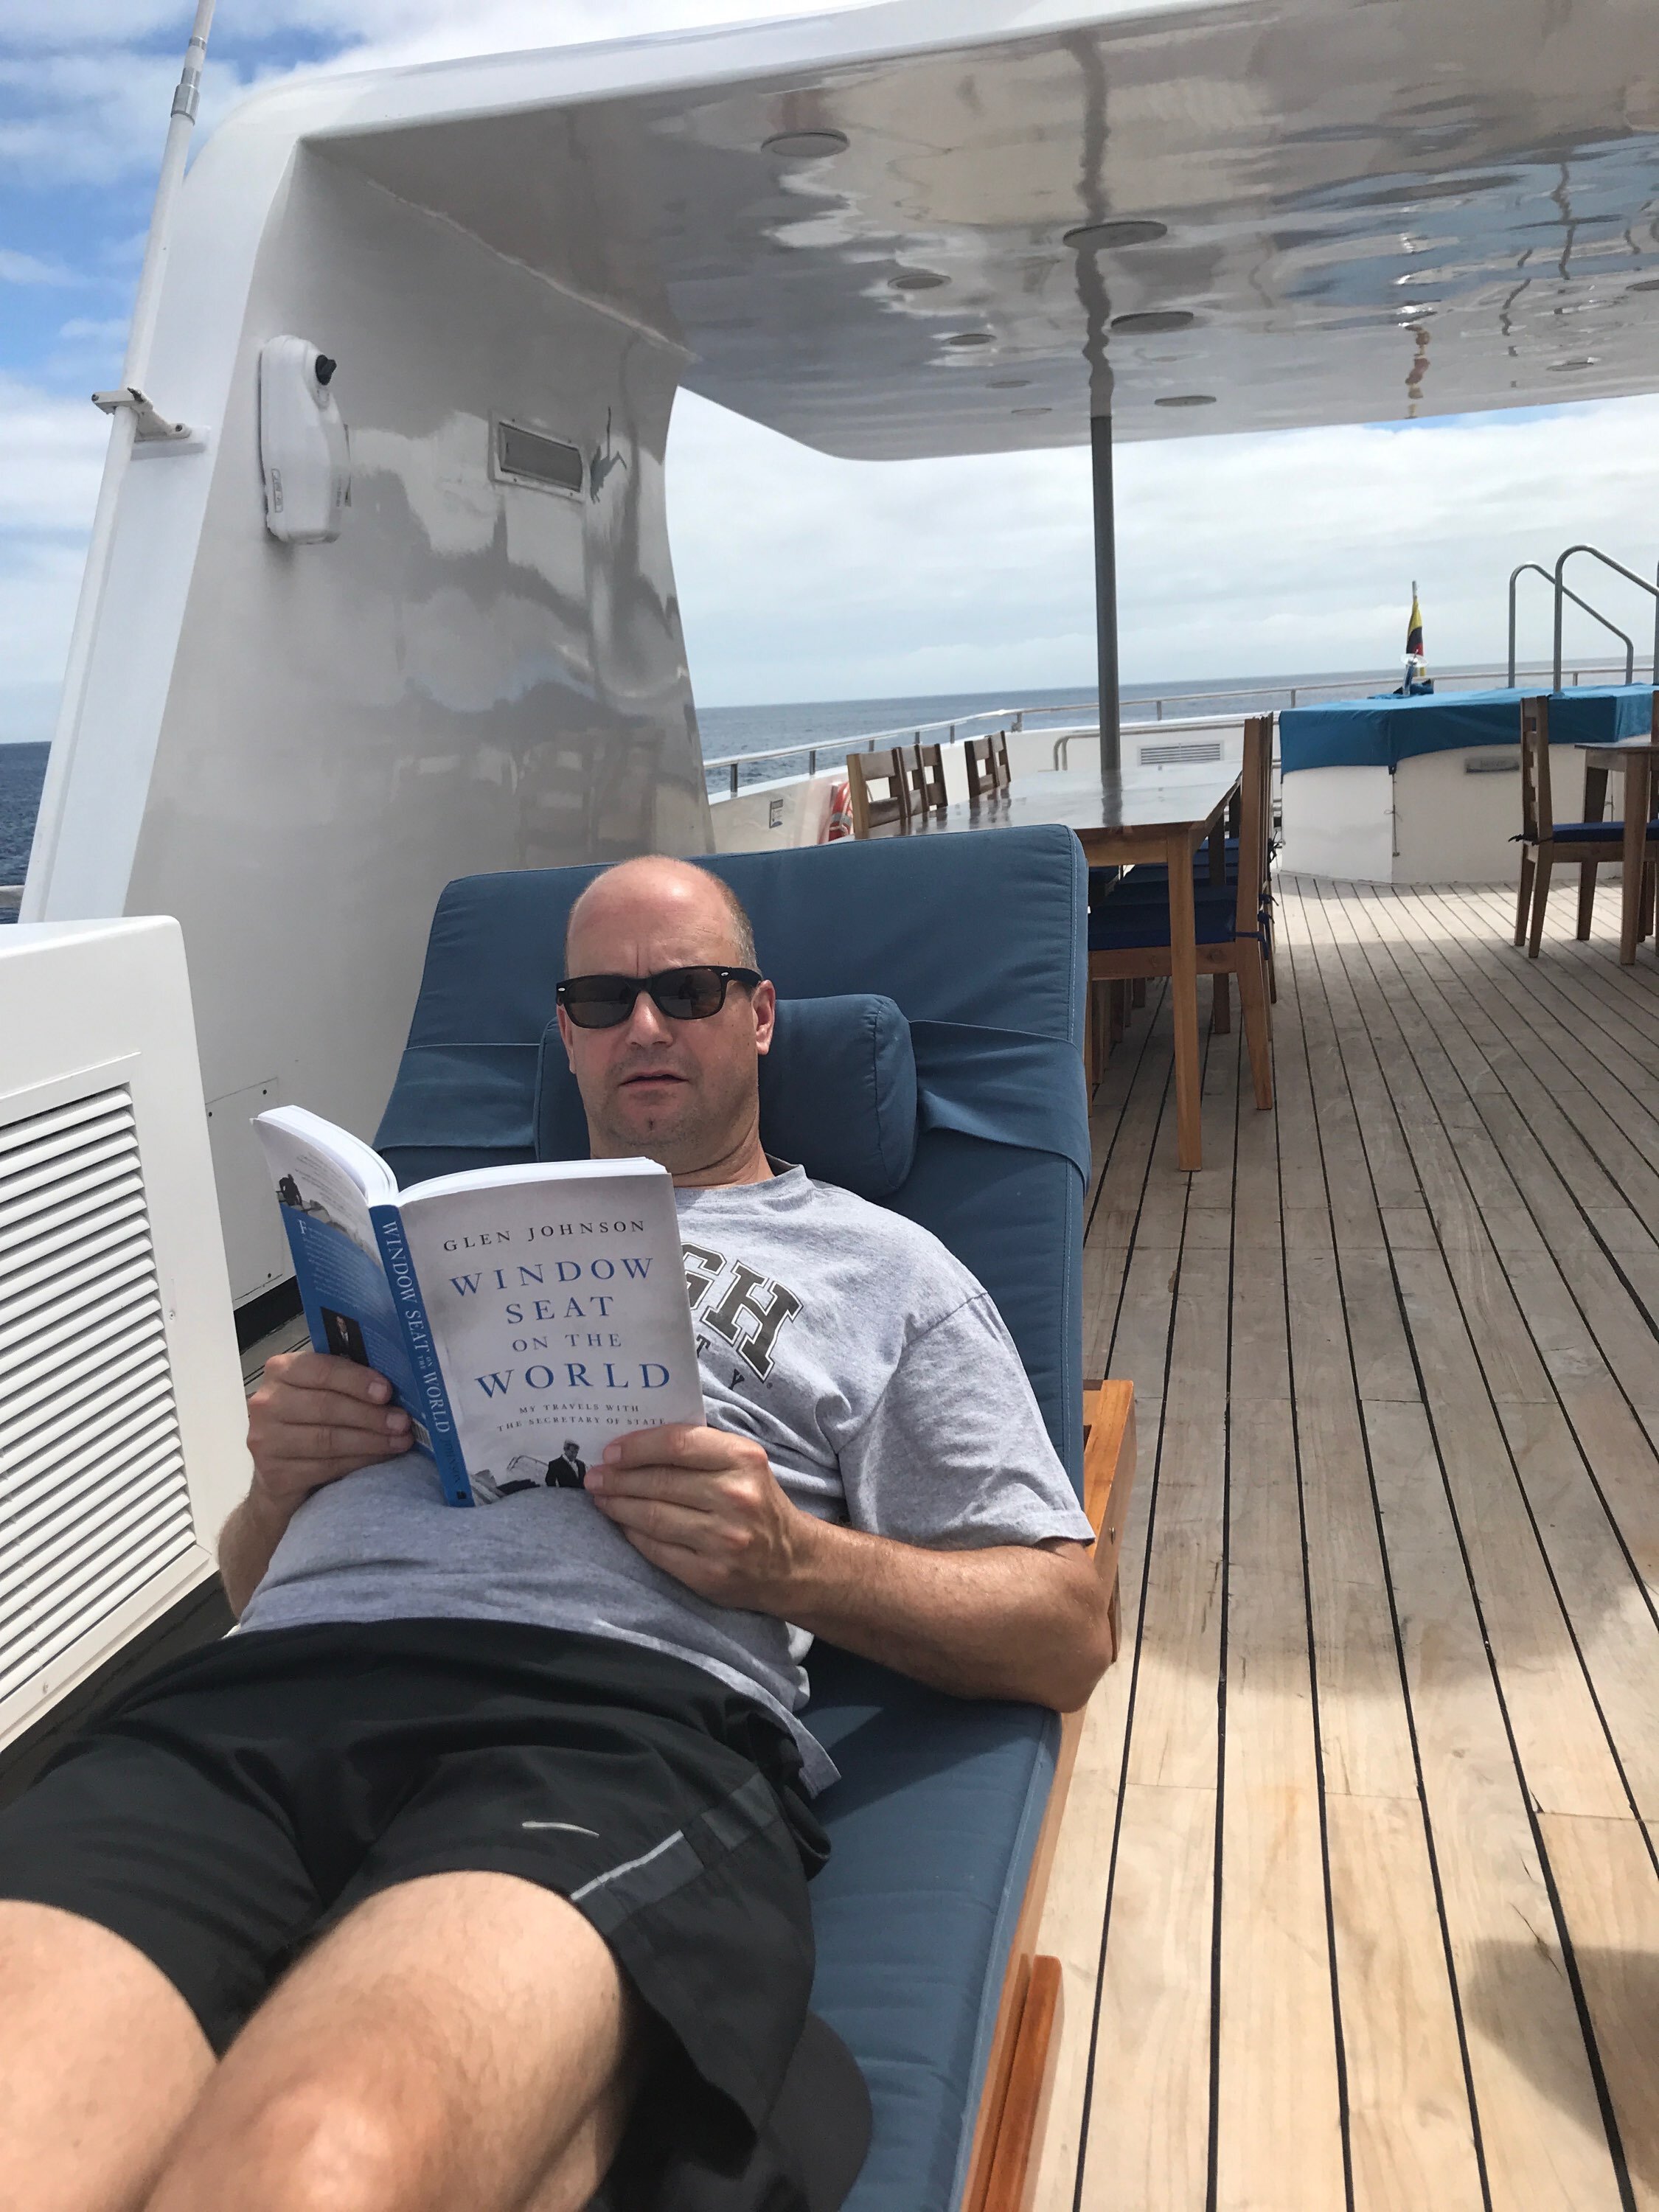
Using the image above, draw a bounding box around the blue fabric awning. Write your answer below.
[1279,684,1655,774]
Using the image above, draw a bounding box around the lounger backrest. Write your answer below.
[376,825,1089,1490]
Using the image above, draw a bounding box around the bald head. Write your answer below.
[557,855,776,1185]
[565,856,757,975]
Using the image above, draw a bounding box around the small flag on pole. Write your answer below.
[1406,581,1424,662]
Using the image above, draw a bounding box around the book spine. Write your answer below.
[274,1206,330,1354]
[369,1203,474,1507]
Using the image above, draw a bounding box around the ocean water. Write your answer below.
[0,667,1436,905]
[0,743,47,919]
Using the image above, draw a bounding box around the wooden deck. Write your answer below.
[1037,875,1659,2212]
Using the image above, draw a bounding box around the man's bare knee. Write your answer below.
[150,2072,426,2212]
[0,1899,211,2212]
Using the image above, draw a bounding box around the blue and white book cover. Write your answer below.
[396,1162,703,1503]
[255,1108,702,1506]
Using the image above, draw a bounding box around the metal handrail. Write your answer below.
[1552,546,1659,690]
[1509,561,1634,686]
[700,658,1656,799]
[700,703,1066,798]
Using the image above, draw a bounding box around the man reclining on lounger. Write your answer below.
[0,855,1106,2212]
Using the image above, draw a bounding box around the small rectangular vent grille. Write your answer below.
[0,1087,192,1708]
[1139,739,1224,766]
[495,420,584,495]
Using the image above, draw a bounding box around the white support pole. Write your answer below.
[21,0,217,922]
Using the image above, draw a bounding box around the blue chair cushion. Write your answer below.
[534,993,919,1201]
[1088,881,1244,950]
[1548,818,1659,844]
[372,830,1091,2212]
[1089,845,1243,906]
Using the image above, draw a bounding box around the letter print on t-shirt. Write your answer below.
[682,1242,802,1385]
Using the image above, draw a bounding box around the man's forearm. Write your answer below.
[782,1520,1108,1711]
[217,1486,297,1619]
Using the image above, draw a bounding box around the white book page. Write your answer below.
[398,1161,704,1500]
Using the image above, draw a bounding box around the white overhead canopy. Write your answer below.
[280,0,1659,457]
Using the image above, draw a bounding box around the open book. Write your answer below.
[254,1107,703,1506]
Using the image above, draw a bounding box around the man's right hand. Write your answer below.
[246,1349,413,1517]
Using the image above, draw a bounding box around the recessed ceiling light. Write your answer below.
[890,269,947,291]
[1111,310,1195,335]
[762,129,849,159]
[1064,218,1168,250]
[1155,393,1217,407]
[1012,405,1053,416]
[945,331,995,347]
[1549,356,1598,370]
[987,376,1030,388]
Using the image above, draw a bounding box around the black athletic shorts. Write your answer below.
[0,1618,830,2160]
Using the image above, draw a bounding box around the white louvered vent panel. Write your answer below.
[5,1347,174,1478]
[0,1180,148,1274]
[1138,738,1225,766]
[0,1086,195,1707]
[5,1371,181,1522]
[2,1316,173,1438]
[0,1254,161,1369]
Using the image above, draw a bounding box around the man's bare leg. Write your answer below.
[145,1871,641,2212]
[0,1900,215,2212]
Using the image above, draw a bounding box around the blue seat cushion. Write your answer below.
[1548,818,1659,844]
[805,1649,1059,2212]
[535,993,919,1201]
[1088,881,1245,950]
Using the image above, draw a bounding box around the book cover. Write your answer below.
[398,1164,702,1503]
[255,1111,703,1507]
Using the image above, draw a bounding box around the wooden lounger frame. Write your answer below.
[960,1379,1137,2212]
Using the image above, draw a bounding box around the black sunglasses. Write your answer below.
[557,965,763,1029]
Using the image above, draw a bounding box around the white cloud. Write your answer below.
[0,376,107,535]
[666,389,1659,702]
[0,379,105,740]
[0,1,865,184]
[0,248,74,285]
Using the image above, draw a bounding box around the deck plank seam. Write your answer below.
[1271,950,1357,2212]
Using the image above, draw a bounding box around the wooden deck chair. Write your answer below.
[905,740,948,812]
[965,730,1011,800]
[1085,714,1275,1111]
[846,748,913,838]
[1516,694,1657,957]
[373,825,1129,2212]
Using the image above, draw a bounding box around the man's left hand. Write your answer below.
[585,1425,813,1611]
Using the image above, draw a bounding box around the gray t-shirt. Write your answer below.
[240,1166,1093,1788]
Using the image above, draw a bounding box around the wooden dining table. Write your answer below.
[1578,738,1658,964]
[866,761,1245,1169]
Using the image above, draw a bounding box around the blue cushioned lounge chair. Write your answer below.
[372,825,1136,2212]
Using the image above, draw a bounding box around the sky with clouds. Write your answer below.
[3,0,1658,743]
